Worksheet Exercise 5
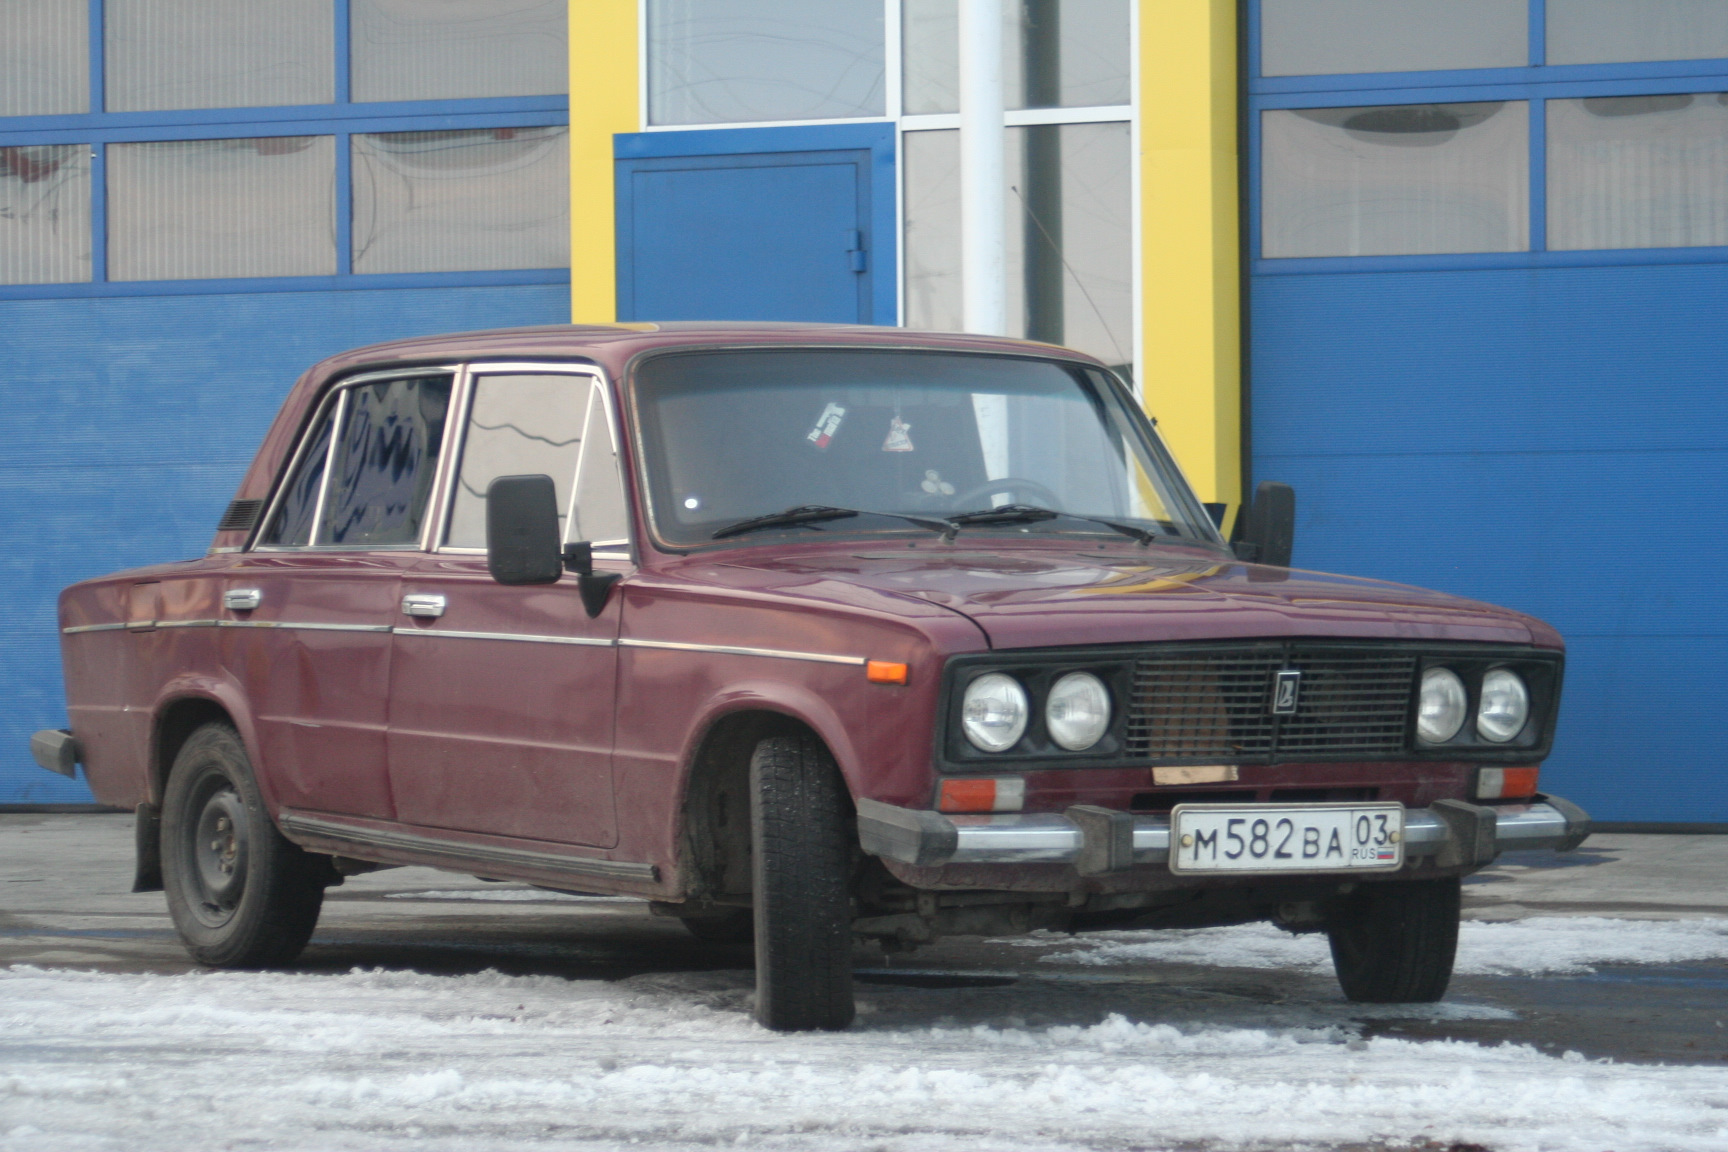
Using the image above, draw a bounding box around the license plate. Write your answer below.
[1168,802,1405,874]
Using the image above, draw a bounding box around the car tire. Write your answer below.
[681,908,755,945]
[160,722,328,967]
[1326,877,1461,1003]
[749,732,856,1032]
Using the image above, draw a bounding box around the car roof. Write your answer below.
[301,321,1104,383]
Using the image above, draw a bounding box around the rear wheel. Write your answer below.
[750,732,856,1032]
[160,722,327,967]
[1327,877,1461,1003]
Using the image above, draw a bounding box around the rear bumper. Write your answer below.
[856,794,1590,873]
[30,729,80,778]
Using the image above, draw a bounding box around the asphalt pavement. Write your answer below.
[3,812,1726,1066]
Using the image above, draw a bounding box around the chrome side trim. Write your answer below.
[857,799,1588,870]
[222,620,392,633]
[620,638,867,666]
[62,623,128,634]
[391,627,616,647]
[157,619,222,629]
[279,811,658,883]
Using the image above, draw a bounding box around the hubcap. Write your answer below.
[190,785,248,920]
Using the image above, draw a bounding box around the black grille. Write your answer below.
[217,499,263,533]
[1124,645,1417,762]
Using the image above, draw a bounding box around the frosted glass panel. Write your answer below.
[351,0,567,102]
[903,123,1133,369]
[903,0,1130,116]
[1262,103,1529,257]
[1262,0,1526,76]
[1549,0,1728,65]
[0,146,90,284]
[352,128,569,273]
[647,0,884,125]
[1549,94,1728,250]
[0,0,88,115]
[109,137,337,280]
[106,0,333,111]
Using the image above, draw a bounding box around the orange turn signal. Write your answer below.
[1475,766,1540,800]
[937,777,1026,813]
[866,660,909,685]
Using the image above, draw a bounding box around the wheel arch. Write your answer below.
[673,691,857,904]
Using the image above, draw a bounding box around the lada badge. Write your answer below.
[1272,668,1302,714]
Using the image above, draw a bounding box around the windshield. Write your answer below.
[631,349,1224,549]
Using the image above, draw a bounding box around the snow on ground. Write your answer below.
[1029,917,1728,977]
[5,923,1728,1152]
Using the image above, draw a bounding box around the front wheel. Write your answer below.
[160,722,328,967]
[750,733,856,1032]
[1326,877,1461,1003]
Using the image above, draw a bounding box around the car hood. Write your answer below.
[695,545,1548,650]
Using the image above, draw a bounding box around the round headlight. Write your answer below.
[1046,672,1111,751]
[1417,667,1467,744]
[1477,668,1530,743]
[962,673,1028,752]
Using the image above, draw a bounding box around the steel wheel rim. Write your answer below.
[186,778,249,927]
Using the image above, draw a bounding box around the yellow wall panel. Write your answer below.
[569,0,639,323]
[1138,0,1241,518]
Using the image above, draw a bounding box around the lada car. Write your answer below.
[34,322,1588,1031]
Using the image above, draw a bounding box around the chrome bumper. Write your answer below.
[856,794,1590,873]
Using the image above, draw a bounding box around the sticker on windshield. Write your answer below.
[882,417,915,452]
[807,403,846,449]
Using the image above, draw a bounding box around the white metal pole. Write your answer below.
[959,0,1007,336]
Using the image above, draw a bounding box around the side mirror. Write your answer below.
[1233,481,1296,568]
[486,475,563,585]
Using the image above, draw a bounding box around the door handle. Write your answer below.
[223,588,262,611]
[401,593,446,618]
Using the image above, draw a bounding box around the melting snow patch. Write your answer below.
[2,963,1727,1152]
[1031,917,1728,977]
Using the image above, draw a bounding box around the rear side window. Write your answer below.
[258,373,453,549]
[259,401,336,547]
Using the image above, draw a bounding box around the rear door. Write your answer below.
[231,369,457,819]
[384,365,630,847]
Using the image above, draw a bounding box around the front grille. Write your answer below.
[1124,645,1417,762]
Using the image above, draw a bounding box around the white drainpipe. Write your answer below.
[959,0,1007,336]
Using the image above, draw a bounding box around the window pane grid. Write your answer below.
[0,1,569,288]
[1253,2,1728,262]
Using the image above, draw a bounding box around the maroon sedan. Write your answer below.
[34,323,1586,1031]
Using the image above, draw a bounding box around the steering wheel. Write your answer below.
[950,477,1063,512]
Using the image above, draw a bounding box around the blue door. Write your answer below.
[616,138,883,324]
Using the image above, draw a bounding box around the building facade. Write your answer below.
[3,0,1723,825]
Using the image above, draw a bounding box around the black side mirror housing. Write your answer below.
[486,474,563,585]
[1232,481,1296,568]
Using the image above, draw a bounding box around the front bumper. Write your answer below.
[857,794,1590,873]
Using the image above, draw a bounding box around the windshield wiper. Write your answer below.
[712,505,952,540]
[944,504,1170,547]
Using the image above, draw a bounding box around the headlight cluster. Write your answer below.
[1418,665,1531,745]
[961,670,1111,753]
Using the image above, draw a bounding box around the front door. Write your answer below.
[385,367,630,848]
[616,147,876,323]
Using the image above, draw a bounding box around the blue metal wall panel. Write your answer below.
[0,284,569,804]
[1250,263,1728,822]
